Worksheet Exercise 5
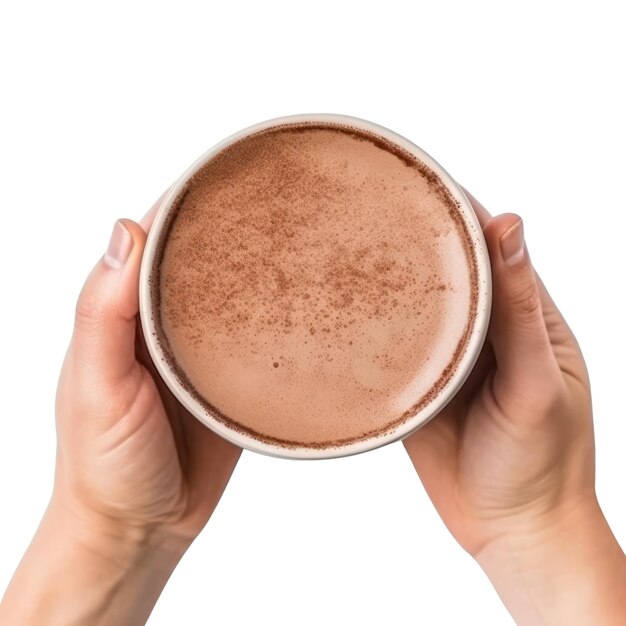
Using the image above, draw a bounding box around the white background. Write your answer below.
[1,2,624,624]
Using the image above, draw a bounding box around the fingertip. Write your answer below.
[483,213,525,267]
[103,220,133,270]
[483,212,522,238]
[118,218,147,256]
[111,219,146,320]
[500,217,525,267]
[102,219,146,273]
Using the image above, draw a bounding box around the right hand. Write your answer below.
[0,196,242,626]
[53,195,241,546]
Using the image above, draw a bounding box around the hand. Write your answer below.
[54,199,240,541]
[404,191,626,624]
[405,190,592,553]
[0,196,241,626]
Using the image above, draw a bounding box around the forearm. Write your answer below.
[0,497,190,626]
[476,500,626,625]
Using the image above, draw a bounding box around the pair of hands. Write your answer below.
[54,190,592,554]
[2,190,623,625]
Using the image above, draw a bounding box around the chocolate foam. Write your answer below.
[150,122,478,449]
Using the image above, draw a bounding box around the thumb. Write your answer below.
[483,213,556,389]
[70,219,147,386]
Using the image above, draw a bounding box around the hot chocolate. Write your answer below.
[150,122,479,450]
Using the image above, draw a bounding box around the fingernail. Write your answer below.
[500,219,525,266]
[104,220,133,269]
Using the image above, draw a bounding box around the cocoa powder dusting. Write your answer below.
[151,122,479,449]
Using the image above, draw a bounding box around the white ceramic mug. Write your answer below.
[139,114,492,459]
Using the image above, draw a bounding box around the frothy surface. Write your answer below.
[152,122,478,449]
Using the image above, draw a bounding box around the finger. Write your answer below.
[140,188,170,233]
[482,213,558,389]
[534,273,577,345]
[534,272,588,385]
[71,219,147,387]
[464,189,578,352]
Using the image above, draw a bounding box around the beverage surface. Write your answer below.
[152,122,478,449]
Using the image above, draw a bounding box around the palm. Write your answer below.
[126,322,241,536]
[56,316,240,540]
[405,274,591,555]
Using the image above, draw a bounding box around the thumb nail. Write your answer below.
[500,219,525,266]
[104,220,133,269]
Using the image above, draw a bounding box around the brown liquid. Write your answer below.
[151,122,478,449]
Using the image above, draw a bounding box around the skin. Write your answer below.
[0,196,241,625]
[405,190,626,623]
[1,190,624,625]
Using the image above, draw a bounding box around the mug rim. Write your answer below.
[139,113,492,460]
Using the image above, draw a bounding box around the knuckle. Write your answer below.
[511,280,541,316]
[74,290,108,331]
[529,374,567,418]
[536,385,562,415]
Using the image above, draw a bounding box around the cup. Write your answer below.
[139,114,492,459]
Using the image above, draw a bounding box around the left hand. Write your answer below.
[403,190,626,624]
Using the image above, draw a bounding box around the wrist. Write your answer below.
[0,494,192,626]
[46,490,192,573]
[476,495,626,625]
